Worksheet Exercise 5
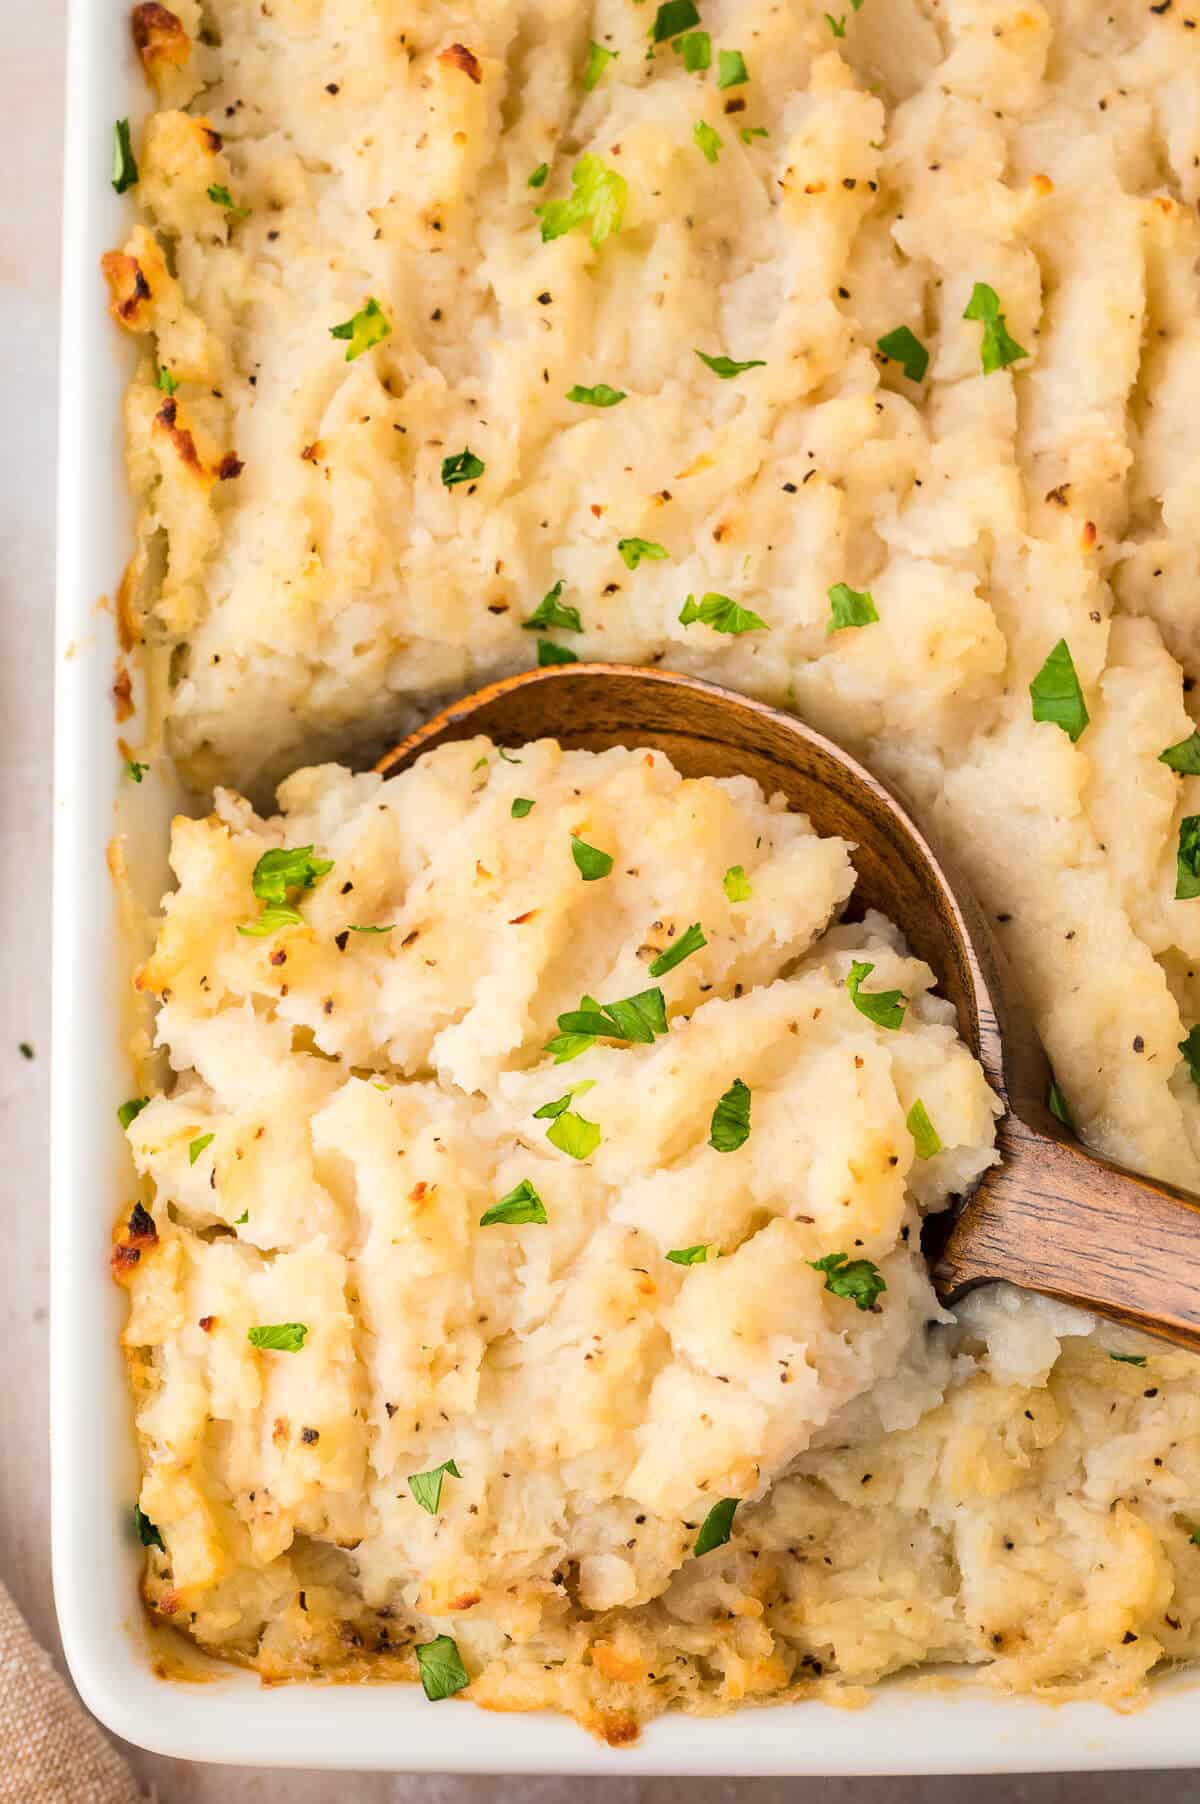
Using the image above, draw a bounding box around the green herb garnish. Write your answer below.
[694,349,765,379]
[529,163,549,188]
[207,182,250,219]
[694,121,722,163]
[537,153,627,248]
[415,1635,470,1700]
[571,835,613,881]
[678,29,711,68]
[906,1100,941,1159]
[667,1243,717,1265]
[876,326,929,383]
[329,296,391,361]
[408,1459,462,1514]
[825,12,846,34]
[652,0,701,41]
[679,592,767,635]
[566,382,626,407]
[1177,816,1200,900]
[1048,1078,1075,1132]
[693,1497,738,1556]
[538,639,578,666]
[134,1504,164,1551]
[827,582,878,633]
[247,1322,308,1352]
[583,40,618,88]
[126,759,149,782]
[723,864,751,902]
[546,1107,601,1159]
[846,960,906,1030]
[1108,1352,1147,1367]
[441,448,485,487]
[545,987,668,1060]
[524,581,582,632]
[1160,731,1200,775]
[117,1097,149,1131]
[963,282,1028,373]
[1030,639,1089,742]
[155,367,177,394]
[709,1077,751,1152]
[251,846,333,906]
[739,127,769,143]
[808,1251,886,1311]
[346,924,394,934]
[479,1179,548,1227]
[111,119,138,194]
[717,48,748,87]
[1178,1025,1200,1086]
[237,905,305,938]
[511,797,535,818]
[188,1133,214,1166]
[649,923,706,978]
[618,537,668,569]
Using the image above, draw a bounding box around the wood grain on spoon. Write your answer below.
[375,662,1200,1352]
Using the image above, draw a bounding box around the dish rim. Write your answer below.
[48,0,1200,1770]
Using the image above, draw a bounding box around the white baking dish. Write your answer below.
[49,0,1200,1774]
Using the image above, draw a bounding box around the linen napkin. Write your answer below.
[0,1577,148,1803]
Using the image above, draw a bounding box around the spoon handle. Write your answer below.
[933,1116,1200,1351]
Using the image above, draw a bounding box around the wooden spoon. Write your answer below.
[375,663,1200,1352]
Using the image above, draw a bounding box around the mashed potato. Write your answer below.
[107,0,1200,1742]
[120,742,1001,1721]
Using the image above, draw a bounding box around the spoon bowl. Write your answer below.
[377,663,1200,1351]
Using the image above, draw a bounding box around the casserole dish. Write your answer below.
[49,0,1200,1772]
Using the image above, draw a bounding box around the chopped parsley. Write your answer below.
[739,127,769,143]
[538,639,578,666]
[479,1179,548,1226]
[667,1243,718,1265]
[583,40,618,89]
[1178,1025,1200,1086]
[709,1077,751,1152]
[693,1496,738,1556]
[247,1322,308,1352]
[694,349,766,379]
[678,29,711,68]
[1048,1077,1075,1132]
[876,326,929,383]
[524,581,582,633]
[18,1043,34,1060]
[415,1635,470,1700]
[251,846,334,906]
[408,1459,462,1514]
[906,1099,941,1159]
[1030,639,1089,742]
[723,864,752,902]
[1177,816,1200,900]
[694,120,722,163]
[188,1133,214,1166]
[528,163,549,188]
[155,367,176,394]
[825,12,847,34]
[441,448,485,487]
[652,0,701,41]
[808,1251,887,1311]
[827,582,878,633]
[511,797,536,818]
[234,1210,249,1225]
[117,1097,149,1131]
[618,537,668,569]
[846,960,906,1030]
[329,296,391,361]
[546,1106,602,1159]
[679,592,767,635]
[126,759,149,782]
[111,119,138,193]
[546,987,668,1059]
[346,923,394,934]
[1108,1352,1147,1367]
[1159,731,1200,774]
[133,1504,164,1551]
[963,282,1029,374]
[533,1082,595,1121]
[237,904,306,938]
[649,923,706,977]
[207,182,250,219]
[571,835,613,881]
[537,153,627,248]
[717,48,748,87]
[566,382,626,406]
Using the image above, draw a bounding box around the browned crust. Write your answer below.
[111,1200,158,1282]
[131,2,191,71]
[438,42,482,82]
[100,252,153,330]
[112,659,135,722]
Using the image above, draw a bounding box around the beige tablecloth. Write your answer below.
[0,1580,147,1804]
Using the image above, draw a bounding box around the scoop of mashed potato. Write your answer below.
[121,740,999,1673]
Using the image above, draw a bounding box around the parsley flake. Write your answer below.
[134,1504,164,1550]
[346,923,394,934]
[524,581,582,632]
[618,537,668,569]
[247,1322,308,1352]
[546,987,668,1059]
[825,12,847,34]
[1030,639,1088,742]
[809,1251,886,1311]
[441,448,485,487]
[1159,731,1200,775]
[679,592,767,635]
[906,1100,941,1159]
[723,864,751,902]
[237,905,305,938]
[480,1179,548,1227]
[511,797,536,818]
[709,1077,751,1152]
[717,48,748,87]
[846,960,906,1030]
[1048,1078,1076,1132]
[649,922,706,977]
[155,367,176,394]
[1178,1025,1200,1086]
[566,382,627,407]
[1177,816,1200,900]
[538,639,578,666]
[1108,1352,1147,1367]
[652,0,701,40]
[694,349,766,379]
[876,326,929,383]
[583,40,618,89]
[188,1132,214,1166]
[408,1459,462,1514]
[571,835,613,881]
[126,759,149,782]
[117,1097,149,1131]
[547,1108,601,1160]
[667,1243,718,1265]
[827,582,878,633]
[111,119,138,194]
[416,1635,470,1700]
[537,153,627,248]
[679,29,711,68]
[694,120,722,163]
[251,846,334,906]
[533,1082,595,1121]
[963,282,1029,373]
[18,1043,33,1060]
[693,1497,738,1556]
[528,163,549,188]
[207,182,250,219]
[329,297,391,362]
[740,127,769,143]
